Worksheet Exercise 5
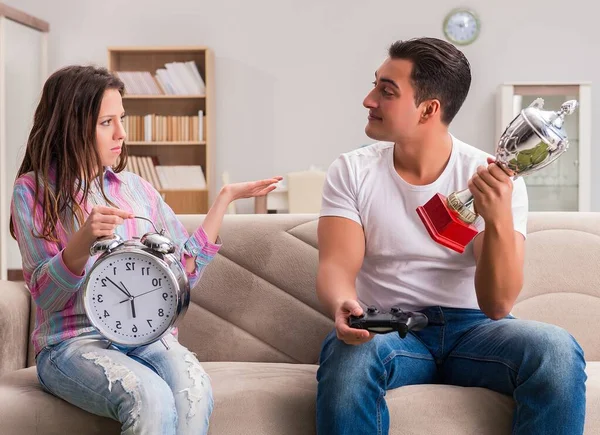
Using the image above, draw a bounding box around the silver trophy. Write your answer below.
[417,98,579,253]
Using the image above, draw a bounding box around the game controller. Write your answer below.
[348,306,428,338]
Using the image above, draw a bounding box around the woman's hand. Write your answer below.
[80,206,134,245]
[220,176,283,202]
[200,176,283,245]
[63,206,133,276]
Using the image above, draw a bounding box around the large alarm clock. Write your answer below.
[82,216,190,348]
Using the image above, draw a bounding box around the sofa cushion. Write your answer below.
[204,362,515,435]
[2,361,598,434]
[0,366,119,435]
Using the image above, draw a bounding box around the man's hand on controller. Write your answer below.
[335,300,374,345]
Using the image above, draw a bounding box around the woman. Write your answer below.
[10,65,281,434]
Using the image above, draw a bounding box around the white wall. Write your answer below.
[5,0,599,212]
[1,17,45,271]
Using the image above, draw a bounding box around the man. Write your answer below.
[315,37,586,435]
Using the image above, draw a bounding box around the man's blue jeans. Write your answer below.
[316,307,586,435]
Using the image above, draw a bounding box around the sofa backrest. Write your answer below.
[511,212,600,360]
[26,212,600,366]
[176,214,326,365]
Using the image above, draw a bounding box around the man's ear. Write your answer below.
[419,99,441,122]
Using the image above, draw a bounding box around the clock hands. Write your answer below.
[105,276,132,298]
[119,287,163,304]
[120,281,136,319]
[102,276,137,319]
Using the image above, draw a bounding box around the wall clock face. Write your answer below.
[443,9,480,46]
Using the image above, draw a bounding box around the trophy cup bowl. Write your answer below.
[416,98,579,254]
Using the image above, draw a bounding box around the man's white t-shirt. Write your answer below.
[320,135,528,312]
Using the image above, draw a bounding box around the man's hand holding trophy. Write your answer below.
[417,98,579,253]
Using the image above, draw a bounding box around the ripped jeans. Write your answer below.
[36,331,213,435]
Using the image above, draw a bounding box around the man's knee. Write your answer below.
[525,323,583,361]
[320,332,381,368]
[521,322,586,389]
[317,332,387,392]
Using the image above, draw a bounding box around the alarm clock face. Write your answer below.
[84,250,180,346]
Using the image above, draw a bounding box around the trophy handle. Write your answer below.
[559,100,579,116]
[527,98,544,109]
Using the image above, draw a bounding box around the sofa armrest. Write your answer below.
[0,280,30,377]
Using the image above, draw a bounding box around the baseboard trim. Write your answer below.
[8,269,24,281]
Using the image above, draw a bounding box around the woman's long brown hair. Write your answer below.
[9,65,128,242]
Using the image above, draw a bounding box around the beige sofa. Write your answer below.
[1,212,599,434]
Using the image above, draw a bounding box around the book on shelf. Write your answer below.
[115,71,162,95]
[124,110,204,142]
[124,155,206,190]
[116,60,205,96]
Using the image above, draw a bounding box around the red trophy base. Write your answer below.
[416,193,478,254]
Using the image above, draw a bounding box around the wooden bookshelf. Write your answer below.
[108,46,214,214]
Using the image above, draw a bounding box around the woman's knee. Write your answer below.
[178,375,213,424]
[114,367,177,432]
[173,354,214,434]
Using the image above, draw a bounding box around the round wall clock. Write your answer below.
[443,8,480,46]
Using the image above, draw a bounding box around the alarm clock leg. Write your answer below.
[161,338,170,350]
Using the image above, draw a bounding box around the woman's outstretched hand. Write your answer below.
[198,176,284,248]
[220,176,283,202]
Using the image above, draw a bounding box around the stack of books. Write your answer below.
[116,60,205,95]
[125,156,206,190]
